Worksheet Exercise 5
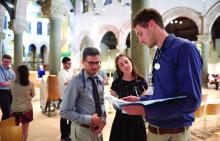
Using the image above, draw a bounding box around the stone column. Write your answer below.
[42,0,68,75]
[131,0,150,82]
[0,6,6,64]
[197,34,212,87]
[0,32,5,64]
[12,19,27,69]
[49,17,61,75]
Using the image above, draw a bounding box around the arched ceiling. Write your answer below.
[165,17,199,41]
[0,0,14,18]
[101,31,117,50]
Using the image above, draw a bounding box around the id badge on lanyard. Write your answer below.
[0,66,10,81]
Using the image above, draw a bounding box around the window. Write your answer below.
[82,0,89,13]
[47,23,50,35]
[37,22,42,35]
[104,0,112,5]
[4,16,7,29]
[28,22,31,33]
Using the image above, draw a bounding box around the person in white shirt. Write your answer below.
[58,57,72,141]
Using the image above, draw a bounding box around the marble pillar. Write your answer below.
[41,0,68,75]
[131,0,150,82]
[197,34,212,87]
[0,32,5,64]
[49,17,61,75]
[0,6,6,64]
[12,19,27,69]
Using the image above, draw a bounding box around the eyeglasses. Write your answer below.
[84,60,101,65]
[2,60,11,64]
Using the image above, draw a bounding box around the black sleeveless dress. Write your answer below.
[109,77,148,141]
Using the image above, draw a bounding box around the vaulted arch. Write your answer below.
[204,1,220,33]
[163,7,202,34]
[118,20,131,50]
[96,25,119,50]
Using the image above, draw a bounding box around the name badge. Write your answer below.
[154,63,160,70]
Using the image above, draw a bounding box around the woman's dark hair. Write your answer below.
[115,54,144,80]
[16,65,29,86]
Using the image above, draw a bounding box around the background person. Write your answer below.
[109,54,148,141]
[37,64,45,78]
[60,47,106,141]
[10,65,35,141]
[37,64,46,110]
[98,69,108,85]
[58,57,73,141]
[0,54,16,120]
[122,8,203,141]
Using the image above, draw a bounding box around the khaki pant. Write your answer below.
[71,122,103,141]
[148,124,191,141]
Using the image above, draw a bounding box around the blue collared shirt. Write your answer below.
[140,34,203,128]
[0,65,16,90]
[60,69,106,125]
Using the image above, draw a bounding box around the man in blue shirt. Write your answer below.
[123,8,203,141]
[60,47,106,141]
[0,54,16,120]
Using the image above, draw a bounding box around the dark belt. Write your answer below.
[80,124,99,130]
[80,124,91,129]
[0,89,10,91]
[148,125,188,135]
[0,89,11,93]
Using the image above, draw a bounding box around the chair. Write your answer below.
[29,72,41,88]
[0,117,16,128]
[0,126,22,141]
[195,105,206,118]
[195,95,208,118]
[194,95,208,129]
[201,103,220,132]
[44,75,61,116]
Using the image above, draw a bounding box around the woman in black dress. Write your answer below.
[109,54,148,141]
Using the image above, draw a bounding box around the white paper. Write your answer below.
[104,95,186,109]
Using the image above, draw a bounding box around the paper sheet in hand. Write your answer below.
[104,95,131,109]
[104,95,186,109]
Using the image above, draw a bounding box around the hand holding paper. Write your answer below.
[105,95,186,115]
[121,104,145,115]
[121,95,140,102]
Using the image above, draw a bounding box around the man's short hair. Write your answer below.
[132,8,164,29]
[82,47,100,60]
[2,54,12,60]
[62,57,71,64]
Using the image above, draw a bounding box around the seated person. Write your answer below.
[38,65,45,78]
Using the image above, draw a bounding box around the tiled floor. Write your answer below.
[1,87,220,141]
[28,93,116,141]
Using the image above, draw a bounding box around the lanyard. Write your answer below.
[0,66,10,81]
[151,49,162,85]
[151,36,169,85]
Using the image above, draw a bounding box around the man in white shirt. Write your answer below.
[58,57,72,141]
